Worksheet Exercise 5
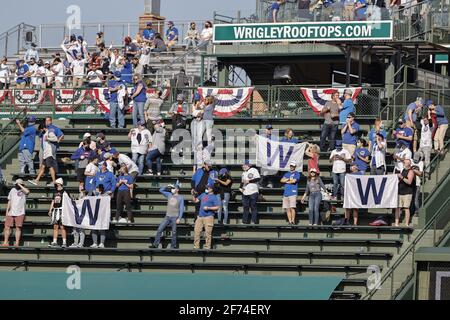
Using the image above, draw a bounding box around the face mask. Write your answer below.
[171,189,177,195]
[15,185,21,190]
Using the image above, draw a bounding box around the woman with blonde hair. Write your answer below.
[305,143,320,174]
[301,168,325,226]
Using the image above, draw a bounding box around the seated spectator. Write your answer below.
[343,0,356,20]
[393,119,413,151]
[152,33,168,53]
[370,133,387,175]
[329,140,351,200]
[145,90,164,133]
[165,21,179,51]
[124,37,139,61]
[298,0,312,21]
[281,128,299,144]
[129,121,152,176]
[240,161,261,225]
[199,21,214,49]
[143,22,156,43]
[353,138,370,174]
[48,178,67,248]
[193,183,220,250]
[2,179,30,247]
[306,144,320,174]
[215,168,233,225]
[151,182,185,249]
[341,112,360,156]
[114,166,135,224]
[84,156,100,196]
[339,90,356,126]
[354,0,368,20]
[146,120,166,176]
[301,168,325,226]
[185,22,200,50]
[395,159,415,227]
[267,0,285,22]
[281,162,301,225]
[393,143,412,174]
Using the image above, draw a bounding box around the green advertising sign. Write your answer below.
[213,21,393,43]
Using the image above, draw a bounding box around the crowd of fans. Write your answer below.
[2,89,448,248]
[0,20,214,91]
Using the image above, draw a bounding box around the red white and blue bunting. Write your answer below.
[198,87,254,118]
[300,87,362,115]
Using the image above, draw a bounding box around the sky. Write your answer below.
[0,0,256,27]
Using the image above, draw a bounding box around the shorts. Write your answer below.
[398,194,413,208]
[44,157,57,169]
[51,208,62,225]
[5,215,25,228]
[76,168,86,183]
[282,196,297,209]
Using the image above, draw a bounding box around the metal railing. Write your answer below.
[363,157,450,300]
[0,23,37,58]
[0,110,27,165]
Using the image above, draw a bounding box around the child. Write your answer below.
[90,184,108,248]
[48,178,68,248]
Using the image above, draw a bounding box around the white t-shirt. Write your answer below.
[413,160,424,186]
[420,120,432,148]
[87,70,103,84]
[118,154,139,174]
[242,167,260,196]
[0,63,11,83]
[394,148,412,172]
[71,59,86,77]
[84,162,99,176]
[8,188,27,216]
[28,64,39,85]
[45,68,54,85]
[330,149,351,173]
[201,28,213,42]
[130,128,152,155]
[53,63,65,83]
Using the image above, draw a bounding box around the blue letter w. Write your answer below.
[267,142,294,168]
[72,199,101,225]
[356,178,387,205]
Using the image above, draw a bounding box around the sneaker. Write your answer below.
[98,243,105,249]
[61,243,67,249]
[69,243,78,248]
[150,243,158,249]
[146,170,154,176]
[46,183,54,187]
[157,172,161,176]
[90,244,98,249]
[77,244,84,248]
[49,242,59,248]
[28,180,38,186]
[111,219,118,224]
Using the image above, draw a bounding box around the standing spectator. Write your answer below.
[427,102,439,144]
[345,164,363,225]
[427,100,448,155]
[320,90,341,152]
[393,119,414,151]
[52,58,65,88]
[395,159,415,227]
[108,71,126,129]
[16,117,37,175]
[305,144,320,174]
[96,32,105,48]
[71,140,95,193]
[120,58,133,85]
[169,94,189,132]
[93,162,117,195]
[114,166,135,224]
[240,161,261,225]
[84,156,99,196]
[370,133,387,175]
[353,138,371,174]
[173,68,190,96]
[417,116,433,175]
[24,43,39,62]
[71,54,86,88]
[259,124,279,188]
[268,0,286,22]
[145,89,164,133]
[329,140,351,200]
[86,66,104,88]
[0,57,11,89]
[28,129,58,187]
[411,151,424,217]
[339,90,356,126]
[191,161,217,219]
[142,22,156,43]
[368,119,387,152]
[165,21,179,51]
[281,162,301,225]
[113,152,139,182]
[124,37,139,61]
[15,60,29,88]
[146,120,166,176]
[48,178,67,248]
[404,98,424,152]
[151,183,185,249]
[341,112,360,156]
[130,75,147,127]
[281,128,299,144]
[193,183,220,250]
[301,168,325,226]
[215,168,233,225]
[199,21,214,49]
[44,61,54,88]
[2,179,30,247]
[152,33,168,53]
[185,22,200,50]
[191,93,205,153]
[202,96,216,145]
[393,143,412,174]
[129,121,152,176]
[27,58,40,88]
[90,184,109,248]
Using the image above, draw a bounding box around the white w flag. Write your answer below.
[256,136,307,172]
[62,193,111,230]
[344,175,398,209]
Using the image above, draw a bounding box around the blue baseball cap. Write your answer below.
[335,140,342,147]
[146,22,153,27]
[266,124,273,130]
[425,99,434,107]
[206,183,214,189]
[219,168,229,175]
[137,120,146,126]
[243,160,251,166]
[28,116,37,123]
